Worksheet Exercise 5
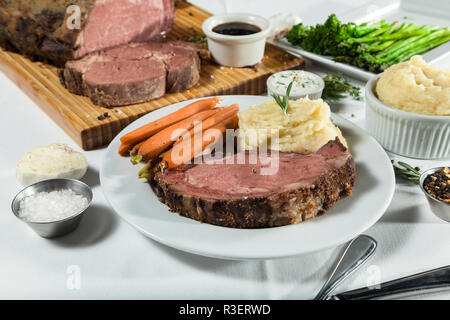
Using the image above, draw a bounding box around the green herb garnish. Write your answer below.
[393,161,421,182]
[322,73,361,102]
[272,80,294,117]
[186,28,207,45]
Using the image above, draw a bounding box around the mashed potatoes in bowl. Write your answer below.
[366,56,450,159]
[376,56,450,116]
[239,98,346,154]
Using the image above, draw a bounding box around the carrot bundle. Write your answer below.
[137,109,220,162]
[162,112,239,169]
[173,104,239,147]
[117,97,242,176]
[118,97,220,155]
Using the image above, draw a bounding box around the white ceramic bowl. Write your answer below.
[202,13,271,67]
[365,76,450,159]
[267,70,324,100]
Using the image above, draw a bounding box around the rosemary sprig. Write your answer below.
[186,28,207,46]
[393,161,421,182]
[322,73,361,102]
[272,80,294,117]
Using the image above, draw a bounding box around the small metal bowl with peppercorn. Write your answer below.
[419,167,450,222]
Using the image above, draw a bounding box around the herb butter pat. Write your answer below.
[267,70,324,100]
[16,144,88,186]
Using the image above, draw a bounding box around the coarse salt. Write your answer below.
[18,189,88,222]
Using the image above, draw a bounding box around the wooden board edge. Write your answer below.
[0,53,83,147]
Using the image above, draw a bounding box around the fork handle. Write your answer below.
[330,266,450,300]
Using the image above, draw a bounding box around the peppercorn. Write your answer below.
[423,167,450,203]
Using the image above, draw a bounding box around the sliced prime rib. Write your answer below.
[60,41,201,107]
[0,0,175,66]
[154,139,356,228]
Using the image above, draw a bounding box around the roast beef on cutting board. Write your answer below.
[60,41,201,107]
[154,139,356,228]
[0,0,175,66]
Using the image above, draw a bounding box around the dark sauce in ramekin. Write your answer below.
[212,22,261,36]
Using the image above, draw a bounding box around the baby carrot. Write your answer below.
[173,104,239,146]
[226,115,239,130]
[162,123,227,169]
[129,141,145,156]
[118,139,146,156]
[120,97,220,145]
[173,113,238,148]
[138,109,219,162]
[118,141,135,156]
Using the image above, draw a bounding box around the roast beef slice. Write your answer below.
[60,41,200,107]
[0,0,175,66]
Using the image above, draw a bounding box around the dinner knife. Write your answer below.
[328,265,450,300]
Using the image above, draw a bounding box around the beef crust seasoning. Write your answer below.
[423,167,450,203]
[153,139,355,228]
[0,0,175,66]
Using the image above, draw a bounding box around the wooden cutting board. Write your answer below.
[0,1,304,150]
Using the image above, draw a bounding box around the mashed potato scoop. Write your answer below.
[239,98,347,154]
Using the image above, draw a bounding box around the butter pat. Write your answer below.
[16,143,88,186]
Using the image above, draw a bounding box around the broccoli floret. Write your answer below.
[286,14,355,56]
[286,23,310,46]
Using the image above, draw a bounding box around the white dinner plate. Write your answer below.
[100,95,395,260]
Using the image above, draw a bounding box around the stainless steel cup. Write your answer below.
[419,167,450,222]
[11,179,93,238]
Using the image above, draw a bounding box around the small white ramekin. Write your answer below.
[267,70,324,100]
[365,76,450,159]
[202,13,271,67]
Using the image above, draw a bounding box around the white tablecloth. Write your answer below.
[1,0,449,300]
